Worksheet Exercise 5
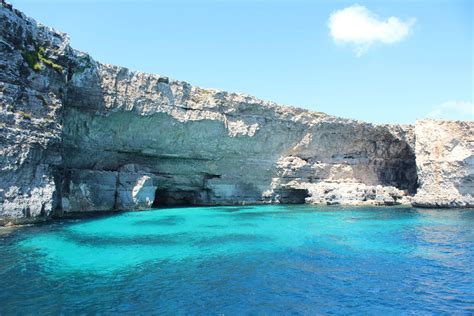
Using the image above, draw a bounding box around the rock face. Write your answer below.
[0,4,472,224]
[0,5,65,224]
[413,120,473,208]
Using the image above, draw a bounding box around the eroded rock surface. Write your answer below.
[0,4,472,224]
[413,120,473,208]
[0,5,65,224]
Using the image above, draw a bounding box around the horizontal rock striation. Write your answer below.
[0,4,472,224]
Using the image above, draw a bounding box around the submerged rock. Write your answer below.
[0,3,472,224]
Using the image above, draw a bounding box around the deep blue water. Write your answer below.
[0,205,473,314]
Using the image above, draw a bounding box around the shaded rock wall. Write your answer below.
[60,62,419,211]
[0,4,471,224]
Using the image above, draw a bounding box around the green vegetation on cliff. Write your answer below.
[22,46,63,73]
[17,111,32,120]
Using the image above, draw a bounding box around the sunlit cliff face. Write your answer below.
[0,4,472,225]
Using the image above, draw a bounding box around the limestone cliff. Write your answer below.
[0,4,472,224]
[413,120,473,208]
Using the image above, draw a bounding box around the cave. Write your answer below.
[276,188,310,204]
[152,188,198,207]
[379,144,418,194]
[152,188,169,207]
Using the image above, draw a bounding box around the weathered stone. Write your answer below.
[61,170,117,213]
[413,120,473,208]
[117,165,158,209]
[0,4,472,225]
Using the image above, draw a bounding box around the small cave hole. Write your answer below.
[152,188,169,208]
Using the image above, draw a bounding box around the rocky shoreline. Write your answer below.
[0,3,472,225]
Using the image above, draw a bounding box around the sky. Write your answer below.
[10,0,473,124]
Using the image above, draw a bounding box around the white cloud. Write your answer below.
[427,100,474,120]
[328,4,416,56]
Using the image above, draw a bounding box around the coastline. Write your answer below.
[0,2,472,225]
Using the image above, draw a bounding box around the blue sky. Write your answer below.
[11,0,473,124]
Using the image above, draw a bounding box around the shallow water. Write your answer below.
[1,205,473,314]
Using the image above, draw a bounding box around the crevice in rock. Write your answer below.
[52,167,64,217]
[113,171,120,210]
[23,206,31,218]
[39,204,46,217]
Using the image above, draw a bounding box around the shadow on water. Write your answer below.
[229,207,321,220]
[193,233,273,246]
[58,230,272,249]
[202,224,227,229]
[237,222,258,227]
[212,207,253,213]
[60,231,190,247]
[133,215,186,226]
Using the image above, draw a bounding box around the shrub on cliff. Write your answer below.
[18,111,31,120]
[22,46,63,74]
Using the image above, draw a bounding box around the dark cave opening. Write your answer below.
[152,189,169,207]
[152,188,197,207]
[277,188,310,204]
[379,145,419,195]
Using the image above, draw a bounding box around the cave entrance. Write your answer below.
[152,188,197,207]
[152,188,169,207]
[277,188,310,204]
[379,143,418,195]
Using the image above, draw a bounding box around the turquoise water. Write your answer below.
[0,205,473,314]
